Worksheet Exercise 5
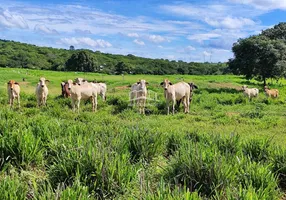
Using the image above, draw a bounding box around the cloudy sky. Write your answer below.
[0,0,286,62]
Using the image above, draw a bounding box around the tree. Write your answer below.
[229,23,286,85]
[65,51,96,72]
[69,45,75,50]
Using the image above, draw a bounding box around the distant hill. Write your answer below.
[0,39,228,75]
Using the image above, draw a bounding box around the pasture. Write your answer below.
[0,67,286,199]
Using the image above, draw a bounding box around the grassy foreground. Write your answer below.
[0,68,286,199]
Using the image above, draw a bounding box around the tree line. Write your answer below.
[0,39,227,75]
[229,22,286,85]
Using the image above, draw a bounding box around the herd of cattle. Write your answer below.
[6,77,280,114]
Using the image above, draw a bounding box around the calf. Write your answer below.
[7,80,20,108]
[241,85,259,100]
[160,79,190,115]
[92,81,107,101]
[130,79,148,114]
[264,86,279,98]
[67,80,99,112]
[36,77,49,106]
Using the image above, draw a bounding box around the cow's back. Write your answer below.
[172,82,190,100]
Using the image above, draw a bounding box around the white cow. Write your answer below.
[93,81,107,101]
[7,80,20,108]
[161,79,190,115]
[67,79,99,112]
[241,85,259,100]
[35,77,49,106]
[130,79,148,114]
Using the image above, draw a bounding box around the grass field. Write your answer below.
[0,67,286,199]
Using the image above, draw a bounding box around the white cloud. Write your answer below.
[205,16,256,29]
[147,34,169,43]
[185,45,196,51]
[127,33,139,37]
[60,37,112,48]
[203,51,212,57]
[34,24,58,34]
[133,39,145,46]
[187,33,221,42]
[0,9,28,29]
[230,0,286,10]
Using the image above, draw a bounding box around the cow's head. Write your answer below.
[189,82,198,90]
[67,79,74,90]
[137,79,148,90]
[75,77,86,86]
[241,85,248,91]
[264,86,269,91]
[39,77,49,88]
[7,80,19,91]
[160,79,172,90]
[61,82,65,89]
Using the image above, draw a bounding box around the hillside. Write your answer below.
[0,39,227,75]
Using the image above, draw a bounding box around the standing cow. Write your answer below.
[66,79,99,113]
[7,80,20,108]
[160,79,191,115]
[36,77,49,106]
[130,79,148,114]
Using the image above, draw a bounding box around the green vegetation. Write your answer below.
[0,39,227,75]
[229,22,286,85]
[0,68,285,199]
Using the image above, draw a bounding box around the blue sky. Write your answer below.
[0,0,286,62]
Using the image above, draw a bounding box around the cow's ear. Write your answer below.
[15,82,19,85]
[169,82,173,85]
[160,82,164,86]
[137,82,140,84]
[146,82,149,85]
[45,80,50,82]
[7,81,10,84]
[193,84,198,89]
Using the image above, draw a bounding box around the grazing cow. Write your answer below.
[61,82,70,98]
[241,85,259,100]
[7,80,20,108]
[264,86,279,98]
[66,79,99,112]
[36,77,49,106]
[160,79,191,115]
[130,79,148,114]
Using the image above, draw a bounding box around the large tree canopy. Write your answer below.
[229,22,286,85]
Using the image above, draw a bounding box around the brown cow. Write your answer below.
[7,80,20,108]
[61,82,71,98]
[264,86,279,98]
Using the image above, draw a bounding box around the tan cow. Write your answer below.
[36,77,49,106]
[66,79,99,112]
[160,79,190,115]
[264,86,279,98]
[130,79,148,114]
[7,80,20,108]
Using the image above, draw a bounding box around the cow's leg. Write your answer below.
[91,96,95,112]
[95,95,98,112]
[71,98,76,112]
[77,98,81,113]
[142,98,146,115]
[182,97,187,113]
[17,95,20,108]
[166,100,170,115]
[172,99,176,115]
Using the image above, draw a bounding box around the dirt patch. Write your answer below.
[207,82,241,90]
[226,112,240,116]
[18,81,30,85]
[115,85,130,90]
